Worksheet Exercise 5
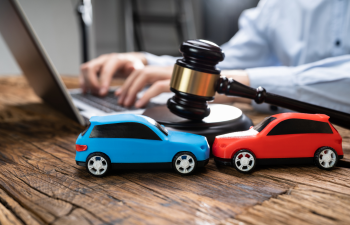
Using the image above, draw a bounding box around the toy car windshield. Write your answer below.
[141,115,168,136]
[253,116,277,132]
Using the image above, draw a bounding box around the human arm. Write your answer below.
[217,0,277,70]
[123,0,278,107]
[245,55,350,113]
[80,0,277,106]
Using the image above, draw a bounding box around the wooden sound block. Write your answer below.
[143,104,253,146]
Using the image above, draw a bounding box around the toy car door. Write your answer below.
[120,122,168,163]
[261,118,333,159]
[89,122,167,163]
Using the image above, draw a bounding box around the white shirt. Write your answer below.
[145,0,350,114]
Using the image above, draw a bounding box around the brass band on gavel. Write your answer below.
[170,64,219,98]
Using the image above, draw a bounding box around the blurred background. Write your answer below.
[0,0,258,76]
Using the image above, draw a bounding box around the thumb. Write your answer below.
[135,80,171,108]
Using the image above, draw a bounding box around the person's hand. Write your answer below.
[80,52,147,96]
[214,70,251,104]
[116,66,173,108]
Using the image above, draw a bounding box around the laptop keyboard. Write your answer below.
[71,92,160,113]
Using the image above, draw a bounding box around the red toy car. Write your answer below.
[213,113,343,173]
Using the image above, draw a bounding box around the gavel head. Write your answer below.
[167,39,225,120]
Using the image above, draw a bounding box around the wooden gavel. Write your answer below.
[167,39,350,129]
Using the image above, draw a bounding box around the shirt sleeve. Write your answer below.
[247,55,350,113]
[143,52,180,66]
[144,0,278,68]
[218,0,278,70]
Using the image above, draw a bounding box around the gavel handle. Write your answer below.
[217,77,350,129]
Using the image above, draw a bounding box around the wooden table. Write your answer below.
[0,76,350,225]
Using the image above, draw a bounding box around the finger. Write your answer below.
[117,69,142,105]
[115,87,122,96]
[80,55,108,94]
[114,63,135,96]
[123,70,150,107]
[135,80,171,108]
[80,64,90,93]
[99,55,123,96]
[86,65,100,94]
[119,61,137,76]
[79,73,87,93]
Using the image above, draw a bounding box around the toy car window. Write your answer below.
[81,122,91,136]
[89,122,162,140]
[141,116,168,136]
[253,116,277,132]
[267,119,333,136]
[329,123,339,134]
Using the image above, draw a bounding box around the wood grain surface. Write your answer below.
[0,76,349,225]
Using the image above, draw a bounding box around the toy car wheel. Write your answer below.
[173,152,197,175]
[233,150,256,173]
[314,147,338,170]
[86,153,111,177]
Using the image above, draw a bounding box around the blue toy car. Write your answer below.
[75,114,210,176]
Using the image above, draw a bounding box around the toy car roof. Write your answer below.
[89,114,151,125]
[271,113,330,121]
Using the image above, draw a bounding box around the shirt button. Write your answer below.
[335,40,341,46]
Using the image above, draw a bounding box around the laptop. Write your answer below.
[0,0,171,125]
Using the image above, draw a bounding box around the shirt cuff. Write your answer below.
[144,52,179,66]
[246,66,295,113]
[246,66,295,89]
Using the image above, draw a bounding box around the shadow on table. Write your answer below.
[0,103,83,139]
